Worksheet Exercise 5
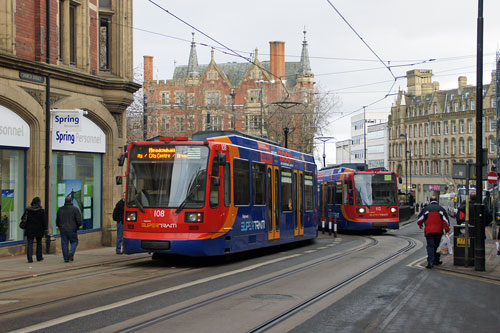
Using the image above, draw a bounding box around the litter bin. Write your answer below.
[453,225,474,266]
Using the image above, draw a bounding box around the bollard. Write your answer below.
[334,218,337,238]
[321,219,325,234]
[328,217,332,236]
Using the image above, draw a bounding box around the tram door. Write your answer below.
[293,170,304,236]
[267,166,280,240]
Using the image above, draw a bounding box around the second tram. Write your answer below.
[317,165,399,231]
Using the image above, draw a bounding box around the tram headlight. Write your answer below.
[356,208,366,213]
[126,211,137,222]
[185,212,204,223]
[390,207,397,213]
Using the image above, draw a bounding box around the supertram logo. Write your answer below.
[240,220,266,232]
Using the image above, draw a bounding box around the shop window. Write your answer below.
[51,151,102,232]
[0,149,25,243]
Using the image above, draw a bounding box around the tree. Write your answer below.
[126,65,145,143]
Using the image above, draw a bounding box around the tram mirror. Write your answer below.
[117,153,127,166]
[116,176,123,185]
[218,153,227,166]
[210,176,220,187]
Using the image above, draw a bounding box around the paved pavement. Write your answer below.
[0,225,499,283]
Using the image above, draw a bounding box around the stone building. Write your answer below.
[142,33,315,152]
[388,69,497,203]
[0,0,139,256]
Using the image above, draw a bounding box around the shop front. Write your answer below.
[0,105,29,245]
[423,184,444,203]
[50,112,105,237]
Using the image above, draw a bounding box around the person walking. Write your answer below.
[56,196,82,262]
[417,195,450,269]
[113,192,125,254]
[24,197,48,263]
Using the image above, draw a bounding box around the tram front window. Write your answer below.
[127,145,209,209]
[354,174,397,206]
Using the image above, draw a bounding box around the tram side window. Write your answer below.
[210,156,219,208]
[224,163,231,207]
[335,182,342,204]
[304,172,314,211]
[281,168,293,212]
[252,162,266,206]
[233,159,250,205]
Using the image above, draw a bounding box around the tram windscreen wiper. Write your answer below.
[175,170,202,214]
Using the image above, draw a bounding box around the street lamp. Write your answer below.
[315,136,336,168]
[400,133,408,200]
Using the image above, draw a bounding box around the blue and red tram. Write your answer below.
[119,131,318,257]
[317,165,399,231]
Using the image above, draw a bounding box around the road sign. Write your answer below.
[487,171,498,185]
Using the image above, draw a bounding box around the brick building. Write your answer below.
[141,34,315,152]
[0,0,139,256]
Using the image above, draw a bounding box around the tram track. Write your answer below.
[4,234,417,332]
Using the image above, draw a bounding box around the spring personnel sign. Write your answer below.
[51,109,105,153]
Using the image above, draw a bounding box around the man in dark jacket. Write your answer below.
[56,196,82,262]
[417,195,450,269]
[113,192,125,254]
[25,197,48,262]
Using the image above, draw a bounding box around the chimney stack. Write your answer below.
[144,56,153,81]
[269,41,285,80]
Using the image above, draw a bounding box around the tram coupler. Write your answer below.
[321,219,326,234]
[328,217,332,236]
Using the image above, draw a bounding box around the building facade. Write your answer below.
[350,111,389,164]
[0,0,139,256]
[366,122,389,169]
[141,34,315,153]
[388,69,497,203]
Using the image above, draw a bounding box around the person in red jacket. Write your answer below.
[417,195,451,269]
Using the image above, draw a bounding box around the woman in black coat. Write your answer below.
[25,197,48,262]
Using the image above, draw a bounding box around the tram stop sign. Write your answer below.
[487,171,498,185]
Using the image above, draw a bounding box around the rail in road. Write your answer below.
[2,235,416,332]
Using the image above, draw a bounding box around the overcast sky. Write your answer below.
[133,0,500,164]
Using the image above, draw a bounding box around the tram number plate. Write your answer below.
[456,237,471,247]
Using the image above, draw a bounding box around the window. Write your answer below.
[246,115,261,130]
[437,141,441,155]
[175,92,185,105]
[492,98,497,109]
[305,172,314,210]
[431,140,435,155]
[437,122,441,135]
[454,103,458,112]
[426,161,430,174]
[281,168,293,211]
[452,121,457,134]
[434,104,437,114]
[432,122,436,135]
[468,119,473,133]
[207,92,220,105]
[233,159,250,205]
[425,123,429,136]
[445,160,449,175]
[490,138,495,153]
[468,138,474,154]
[224,163,231,207]
[175,116,184,131]
[161,92,170,105]
[252,162,266,205]
[490,117,495,131]
[471,100,475,110]
[99,16,111,71]
[444,121,449,134]
[459,139,465,154]
[425,141,429,155]
[188,94,194,106]
[452,139,456,155]
[211,116,223,131]
[444,139,449,155]
[459,120,465,133]
[210,156,219,208]
[59,0,78,64]
[249,90,260,103]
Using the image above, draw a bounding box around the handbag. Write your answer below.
[20,211,27,229]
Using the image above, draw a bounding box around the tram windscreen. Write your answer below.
[353,173,397,206]
[127,145,209,209]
